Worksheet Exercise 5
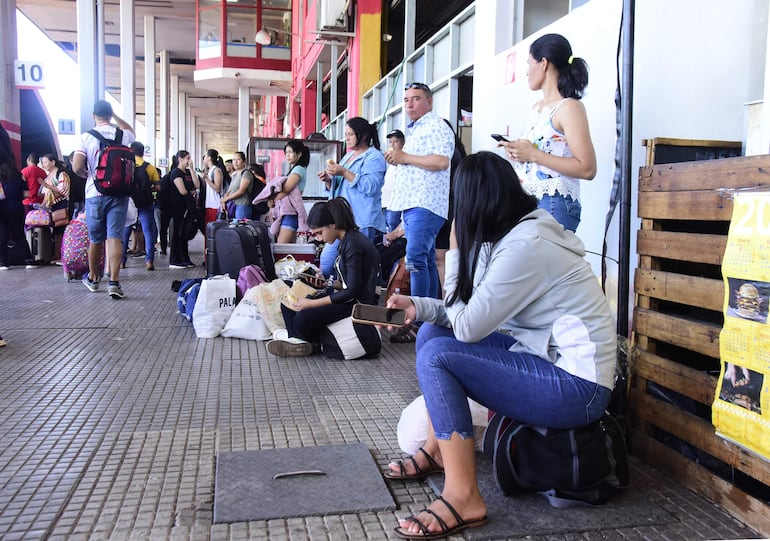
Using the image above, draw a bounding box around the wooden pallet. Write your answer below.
[631,154,770,537]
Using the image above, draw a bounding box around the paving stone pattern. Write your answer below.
[0,241,761,540]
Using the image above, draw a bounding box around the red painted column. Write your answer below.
[300,80,317,137]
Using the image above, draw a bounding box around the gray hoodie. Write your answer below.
[412,209,617,390]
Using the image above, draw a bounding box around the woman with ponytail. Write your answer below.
[319,116,386,240]
[499,33,596,232]
[202,148,229,225]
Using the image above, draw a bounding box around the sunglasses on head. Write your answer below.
[404,82,430,91]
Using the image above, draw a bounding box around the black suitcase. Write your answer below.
[205,219,229,277]
[214,220,276,281]
[26,227,52,264]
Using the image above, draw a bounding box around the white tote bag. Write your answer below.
[192,275,237,338]
[221,286,271,340]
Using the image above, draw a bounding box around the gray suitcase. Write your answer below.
[26,227,52,264]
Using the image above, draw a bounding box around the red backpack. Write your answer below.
[88,128,135,197]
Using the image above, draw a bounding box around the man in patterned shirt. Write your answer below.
[385,82,455,300]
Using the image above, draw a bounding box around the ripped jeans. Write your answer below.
[415,323,611,440]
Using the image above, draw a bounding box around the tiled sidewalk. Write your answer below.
[0,240,761,540]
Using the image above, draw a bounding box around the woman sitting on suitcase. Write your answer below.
[268,198,380,357]
[384,152,616,539]
[40,153,71,263]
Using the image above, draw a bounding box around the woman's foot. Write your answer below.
[384,447,443,480]
[394,495,487,539]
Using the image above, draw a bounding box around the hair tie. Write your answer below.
[567,55,574,65]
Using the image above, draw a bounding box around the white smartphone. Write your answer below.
[351,303,406,327]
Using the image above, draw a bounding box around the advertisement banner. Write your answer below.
[714,192,770,461]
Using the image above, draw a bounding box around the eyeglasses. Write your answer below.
[404,82,430,92]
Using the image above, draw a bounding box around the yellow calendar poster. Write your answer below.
[714,192,770,461]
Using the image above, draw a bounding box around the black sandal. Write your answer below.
[393,495,488,540]
[384,447,444,481]
[390,325,417,343]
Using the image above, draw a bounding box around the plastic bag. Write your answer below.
[221,286,271,340]
[397,396,489,455]
[253,278,290,332]
[192,275,237,338]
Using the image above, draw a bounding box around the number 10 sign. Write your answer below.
[14,60,45,89]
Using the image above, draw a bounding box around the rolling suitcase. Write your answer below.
[205,219,229,277]
[25,227,52,265]
[61,219,104,281]
[214,219,276,281]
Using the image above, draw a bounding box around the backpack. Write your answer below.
[319,316,382,360]
[88,128,135,197]
[177,278,204,323]
[482,412,629,508]
[158,173,172,210]
[131,161,154,208]
[236,263,268,299]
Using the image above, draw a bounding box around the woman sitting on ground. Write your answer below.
[268,197,380,357]
[385,151,616,539]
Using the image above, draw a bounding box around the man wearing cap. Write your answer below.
[384,83,455,301]
[71,100,135,299]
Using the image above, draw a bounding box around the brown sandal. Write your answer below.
[384,447,444,481]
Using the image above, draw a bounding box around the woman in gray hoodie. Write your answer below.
[386,151,616,539]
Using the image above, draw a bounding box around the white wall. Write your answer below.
[473,0,768,329]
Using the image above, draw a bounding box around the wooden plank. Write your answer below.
[630,389,770,486]
[633,308,721,359]
[634,269,724,311]
[643,137,743,149]
[639,154,770,192]
[630,348,717,405]
[631,428,770,538]
[638,190,733,221]
[636,230,726,265]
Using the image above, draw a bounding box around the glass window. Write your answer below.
[198,7,221,60]
[226,7,257,58]
[261,9,291,48]
[262,0,291,8]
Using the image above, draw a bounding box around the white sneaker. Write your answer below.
[0,266,9,271]
[267,338,313,357]
[25,265,38,269]
[272,328,289,341]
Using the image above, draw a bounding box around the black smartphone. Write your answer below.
[351,303,406,327]
[491,133,509,142]
[297,272,324,288]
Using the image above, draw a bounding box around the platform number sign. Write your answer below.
[14,60,45,89]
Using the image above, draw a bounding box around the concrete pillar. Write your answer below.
[159,49,169,164]
[404,0,416,58]
[170,75,179,153]
[330,43,339,121]
[178,91,187,152]
[238,84,250,152]
[120,0,136,124]
[0,0,21,164]
[316,61,323,132]
[77,0,98,135]
[144,16,156,162]
[96,0,106,98]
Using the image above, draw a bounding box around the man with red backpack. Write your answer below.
[71,100,135,299]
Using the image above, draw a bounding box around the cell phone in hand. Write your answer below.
[491,134,510,142]
[351,303,406,327]
[298,272,325,288]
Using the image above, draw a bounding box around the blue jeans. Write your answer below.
[319,238,339,278]
[85,196,129,243]
[359,226,381,243]
[235,204,252,220]
[122,205,157,263]
[402,207,445,298]
[539,192,581,233]
[415,324,611,440]
[384,209,401,233]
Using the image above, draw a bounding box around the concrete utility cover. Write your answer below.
[213,443,396,523]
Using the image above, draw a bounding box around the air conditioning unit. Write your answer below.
[317,0,348,31]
